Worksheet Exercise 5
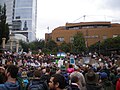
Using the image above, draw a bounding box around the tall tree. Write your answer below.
[0,4,9,45]
[73,32,86,54]
[89,36,120,55]
[59,42,71,53]
[45,39,58,54]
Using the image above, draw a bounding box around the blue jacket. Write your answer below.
[0,81,20,90]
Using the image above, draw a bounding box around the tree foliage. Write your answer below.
[0,4,9,45]
[72,32,86,53]
[19,39,45,53]
[45,39,57,51]
[58,42,71,53]
[101,36,120,51]
[89,36,120,55]
[19,40,29,52]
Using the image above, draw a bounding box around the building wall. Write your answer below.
[46,22,120,46]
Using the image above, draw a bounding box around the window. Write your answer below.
[70,37,74,43]
[56,37,64,42]
[103,35,107,40]
[113,35,118,38]
[85,35,98,38]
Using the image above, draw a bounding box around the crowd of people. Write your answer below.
[0,51,120,90]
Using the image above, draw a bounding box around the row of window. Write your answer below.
[56,34,119,42]
[66,25,111,30]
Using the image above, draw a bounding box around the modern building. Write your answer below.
[0,1,5,5]
[45,22,120,47]
[5,0,37,42]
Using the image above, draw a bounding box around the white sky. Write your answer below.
[36,0,120,39]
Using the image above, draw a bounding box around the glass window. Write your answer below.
[103,35,107,40]
[70,37,74,43]
[15,0,32,7]
[14,8,32,19]
[113,35,118,38]
[12,20,32,31]
[56,37,64,42]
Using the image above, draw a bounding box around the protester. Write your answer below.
[85,69,103,90]
[49,74,66,90]
[116,78,120,90]
[0,65,20,90]
[68,76,80,90]
[70,66,86,90]
[40,67,51,84]
[67,64,74,74]
[99,72,114,90]
[27,69,49,90]
[0,50,120,90]
[0,66,6,84]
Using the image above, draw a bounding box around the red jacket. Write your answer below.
[116,78,120,90]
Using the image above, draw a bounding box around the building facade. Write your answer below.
[45,22,120,46]
[5,0,37,42]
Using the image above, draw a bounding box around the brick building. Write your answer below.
[45,22,120,46]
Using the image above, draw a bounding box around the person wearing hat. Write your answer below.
[85,69,102,90]
[99,72,114,90]
[59,65,69,86]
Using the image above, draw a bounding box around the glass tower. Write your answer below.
[6,0,37,42]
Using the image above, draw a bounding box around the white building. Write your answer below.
[5,0,37,42]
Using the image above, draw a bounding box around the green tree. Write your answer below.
[100,36,120,55]
[89,41,100,53]
[28,39,45,54]
[19,40,29,52]
[45,39,58,54]
[89,36,120,55]
[0,4,9,45]
[73,32,86,54]
[33,39,45,50]
[59,42,71,53]
[19,39,46,53]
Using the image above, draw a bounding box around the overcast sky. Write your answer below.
[36,0,120,39]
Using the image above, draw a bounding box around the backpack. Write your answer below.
[28,80,48,90]
[61,72,69,85]
[65,85,72,90]
[17,77,26,90]
[101,80,114,90]
[86,83,103,90]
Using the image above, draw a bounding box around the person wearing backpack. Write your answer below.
[85,69,103,90]
[59,65,69,86]
[27,70,49,90]
[0,65,20,90]
[99,72,114,90]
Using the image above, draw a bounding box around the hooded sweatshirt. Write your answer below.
[0,81,20,90]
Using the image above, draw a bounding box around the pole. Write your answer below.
[2,38,6,49]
